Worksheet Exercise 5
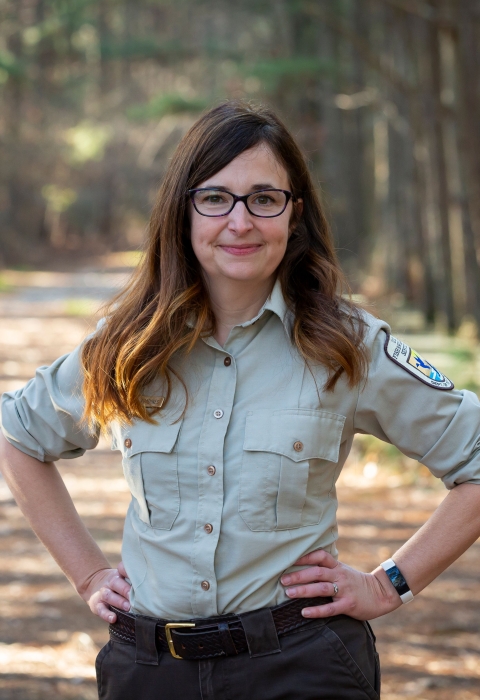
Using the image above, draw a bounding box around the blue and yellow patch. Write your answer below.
[384,334,454,390]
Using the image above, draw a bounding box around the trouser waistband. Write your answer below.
[109,595,332,664]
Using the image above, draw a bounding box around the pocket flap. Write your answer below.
[243,409,345,463]
[122,418,182,457]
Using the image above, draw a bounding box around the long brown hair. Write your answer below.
[81,101,367,430]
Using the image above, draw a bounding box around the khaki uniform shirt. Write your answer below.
[2,281,480,619]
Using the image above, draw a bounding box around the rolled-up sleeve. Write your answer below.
[355,320,480,489]
[1,341,99,462]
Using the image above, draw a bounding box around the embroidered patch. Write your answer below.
[384,334,454,390]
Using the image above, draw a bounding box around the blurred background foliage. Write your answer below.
[1,0,480,333]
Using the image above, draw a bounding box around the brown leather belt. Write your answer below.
[109,596,332,660]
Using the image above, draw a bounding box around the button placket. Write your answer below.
[192,351,237,617]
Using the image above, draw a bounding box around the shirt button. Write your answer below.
[213,409,224,419]
[224,356,232,366]
[207,465,216,476]
[204,523,213,534]
[293,441,304,452]
[124,438,132,448]
[201,580,210,591]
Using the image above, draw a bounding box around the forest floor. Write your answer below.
[1,257,480,699]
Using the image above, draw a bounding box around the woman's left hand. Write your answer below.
[280,549,401,621]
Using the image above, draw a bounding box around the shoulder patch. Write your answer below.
[384,334,454,390]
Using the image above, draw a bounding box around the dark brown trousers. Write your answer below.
[96,614,380,700]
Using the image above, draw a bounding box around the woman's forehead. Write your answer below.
[198,144,289,191]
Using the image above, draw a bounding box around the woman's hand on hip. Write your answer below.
[80,561,132,623]
[281,549,401,621]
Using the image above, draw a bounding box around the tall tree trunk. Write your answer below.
[428,20,456,331]
[98,0,110,96]
[404,13,436,323]
[453,7,480,328]
[3,9,24,262]
[455,1,480,256]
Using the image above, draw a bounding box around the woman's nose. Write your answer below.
[227,201,254,233]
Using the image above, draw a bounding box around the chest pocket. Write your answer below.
[239,409,345,531]
[121,419,182,530]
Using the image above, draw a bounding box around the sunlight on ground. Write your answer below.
[0,633,97,680]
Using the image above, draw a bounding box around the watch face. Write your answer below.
[387,565,410,596]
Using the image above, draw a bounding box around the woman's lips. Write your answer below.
[218,244,263,256]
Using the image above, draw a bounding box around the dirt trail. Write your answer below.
[0,263,479,699]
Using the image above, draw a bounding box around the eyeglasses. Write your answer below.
[187,188,296,218]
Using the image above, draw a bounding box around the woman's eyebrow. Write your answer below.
[199,183,278,192]
[250,183,276,191]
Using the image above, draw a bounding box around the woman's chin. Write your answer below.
[204,257,279,284]
[215,267,275,285]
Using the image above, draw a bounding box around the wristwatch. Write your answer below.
[380,558,414,604]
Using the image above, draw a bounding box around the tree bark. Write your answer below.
[453,5,480,328]
[428,20,456,331]
[455,1,480,249]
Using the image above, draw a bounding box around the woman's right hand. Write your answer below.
[80,561,132,623]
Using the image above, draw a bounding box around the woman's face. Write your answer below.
[189,144,294,289]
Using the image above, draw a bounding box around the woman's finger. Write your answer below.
[109,573,132,599]
[285,581,336,599]
[96,601,117,623]
[281,565,335,587]
[117,561,129,578]
[301,599,350,619]
[293,549,338,569]
[100,585,130,611]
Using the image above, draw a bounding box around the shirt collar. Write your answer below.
[237,278,292,334]
[186,278,293,335]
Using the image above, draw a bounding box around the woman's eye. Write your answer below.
[254,195,273,205]
[203,194,226,204]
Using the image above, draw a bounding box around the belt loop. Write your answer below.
[238,608,281,658]
[218,621,238,656]
[135,615,159,665]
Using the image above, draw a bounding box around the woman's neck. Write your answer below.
[207,276,275,346]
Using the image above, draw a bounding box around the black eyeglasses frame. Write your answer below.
[187,187,297,218]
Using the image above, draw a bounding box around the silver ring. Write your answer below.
[332,583,338,596]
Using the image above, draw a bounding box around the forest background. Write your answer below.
[2,2,480,697]
[2,0,480,333]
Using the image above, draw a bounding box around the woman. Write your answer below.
[2,102,480,700]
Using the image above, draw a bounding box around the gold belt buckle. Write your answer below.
[165,622,196,659]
